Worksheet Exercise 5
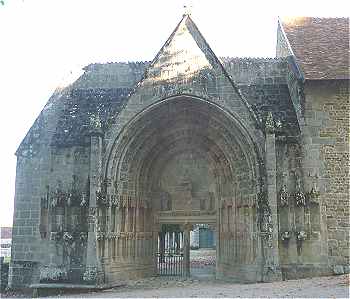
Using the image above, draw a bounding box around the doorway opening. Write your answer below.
[156,224,185,277]
[156,223,216,280]
[190,224,216,280]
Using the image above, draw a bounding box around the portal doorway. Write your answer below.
[105,96,263,284]
[190,224,216,280]
[156,222,217,280]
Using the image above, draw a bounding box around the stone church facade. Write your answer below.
[9,15,349,288]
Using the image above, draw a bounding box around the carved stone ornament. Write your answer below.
[50,188,65,208]
[265,111,275,133]
[257,188,273,247]
[49,180,84,208]
[308,178,320,204]
[308,187,320,204]
[295,190,306,207]
[96,190,108,206]
[279,185,289,207]
[110,194,120,207]
[50,231,63,242]
[83,266,97,283]
[296,230,307,241]
[79,232,88,245]
[106,232,117,240]
[97,232,105,241]
[39,264,68,282]
[80,193,89,207]
[88,112,103,135]
[89,207,97,216]
[294,175,306,207]
[281,231,291,241]
[63,232,74,247]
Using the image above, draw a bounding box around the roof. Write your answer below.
[17,62,148,154]
[17,16,303,154]
[0,227,12,239]
[280,17,349,80]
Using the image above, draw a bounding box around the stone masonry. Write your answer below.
[8,15,349,289]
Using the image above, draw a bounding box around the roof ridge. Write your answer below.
[83,61,151,71]
[221,56,286,61]
[280,16,349,20]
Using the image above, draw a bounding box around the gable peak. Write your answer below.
[144,13,224,84]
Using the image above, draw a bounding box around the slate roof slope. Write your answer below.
[18,55,301,153]
[280,17,349,80]
[222,57,300,135]
[52,62,149,147]
[17,62,148,154]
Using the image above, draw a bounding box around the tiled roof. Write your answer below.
[281,17,349,80]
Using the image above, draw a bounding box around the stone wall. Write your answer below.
[303,80,349,271]
[222,57,287,86]
[9,89,69,287]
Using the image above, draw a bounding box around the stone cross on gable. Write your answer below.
[183,3,193,16]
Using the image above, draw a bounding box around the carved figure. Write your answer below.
[79,232,88,245]
[281,231,291,241]
[308,174,320,204]
[294,175,306,207]
[160,191,172,211]
[257,187,273,247]
[80,193,88,207]
[96,190,108,206]
[308,186,320,204]
[279,184,289,207]
[296,230,307,241]
[63,232,74,246]
[50,231,62,242]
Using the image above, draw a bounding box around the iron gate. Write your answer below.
[157,251,184,276]
[156,225,185,276]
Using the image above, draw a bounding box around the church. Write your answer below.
[9,15,349,289]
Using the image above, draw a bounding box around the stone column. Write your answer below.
[264,112,282,281]
[84,115,104,285]
[183,223,192,277]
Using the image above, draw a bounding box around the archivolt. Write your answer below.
[104,95,264,201]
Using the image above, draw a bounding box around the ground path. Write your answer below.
[62,274,349,298]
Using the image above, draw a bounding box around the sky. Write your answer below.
[0,0,348,227]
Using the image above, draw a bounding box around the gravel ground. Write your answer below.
[59,274,349,298]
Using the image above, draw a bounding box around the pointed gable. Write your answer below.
[146,14,222,83]
[105,14,259,145]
